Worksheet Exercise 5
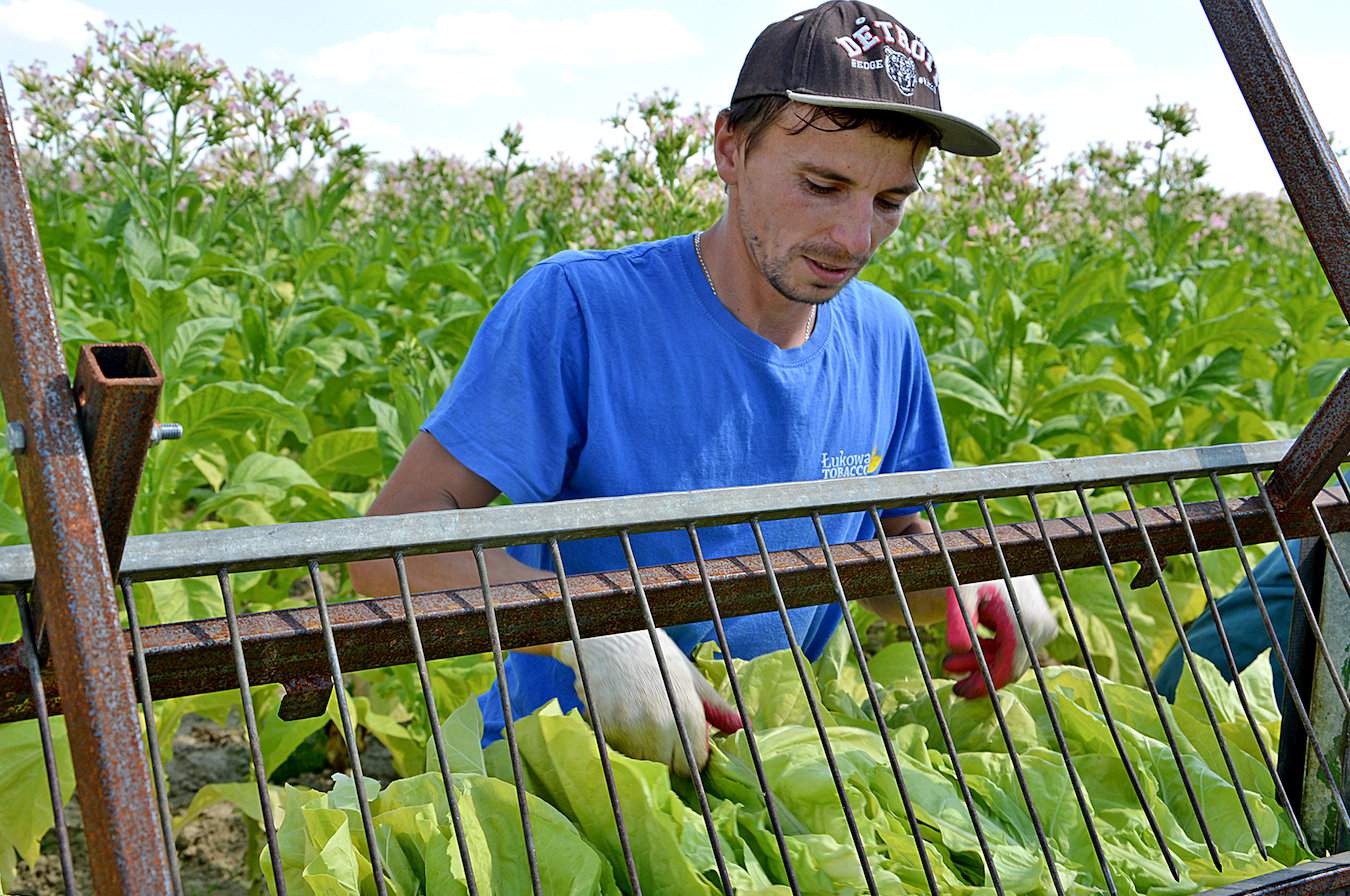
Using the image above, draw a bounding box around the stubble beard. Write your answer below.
[740,206,869,307]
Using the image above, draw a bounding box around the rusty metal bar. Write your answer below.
[0,75,170,892]
[1201,0,1350,511]
[1267,369,1350,513]
[73,343,162,576]
[2,489,1348,725]
[1200,0,1350,322]
[1200,852,1350,894]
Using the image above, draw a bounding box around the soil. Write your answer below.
[8,713,397,895]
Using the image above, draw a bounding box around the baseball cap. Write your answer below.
[731,2,1000,157]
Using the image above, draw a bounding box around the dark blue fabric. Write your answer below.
[420,235,952,746]
[1157,542,1303,703]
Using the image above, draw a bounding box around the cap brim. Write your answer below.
[786,90,1000,157]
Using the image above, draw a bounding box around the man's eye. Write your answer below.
[876,197,904,213]
[804,179,835,195]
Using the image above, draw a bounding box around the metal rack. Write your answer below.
[1,0,1348,892]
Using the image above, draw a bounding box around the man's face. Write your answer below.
[716,106,929,305]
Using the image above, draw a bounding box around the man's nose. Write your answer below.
[830,203,873,259]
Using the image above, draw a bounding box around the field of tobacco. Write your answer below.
[0,21,1344,894]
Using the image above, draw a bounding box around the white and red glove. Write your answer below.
[551,629,743,776]
[942,575,1059,698]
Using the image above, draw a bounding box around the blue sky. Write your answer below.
[1,0,1346,195]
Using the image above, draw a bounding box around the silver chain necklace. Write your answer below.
[694,232,816,343]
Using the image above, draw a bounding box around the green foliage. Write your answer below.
[266,640,1301,894]
[0,21,1341,890]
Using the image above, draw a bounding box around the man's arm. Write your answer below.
[860,511,948,625]
[347,432,553,598]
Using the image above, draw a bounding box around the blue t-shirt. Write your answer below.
[422,234,951,742]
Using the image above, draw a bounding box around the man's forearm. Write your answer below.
[349,549,556,657]
[867,510,948,627]
[349,546,551,598]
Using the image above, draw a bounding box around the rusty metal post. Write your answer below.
[0,76,172,892]
[1199,0,1350,511]
[30,343,164,649]
[1266,370,1350,513]
[74,343,162,577]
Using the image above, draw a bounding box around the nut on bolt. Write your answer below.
[5,421,24,454]
[150,422,183,446]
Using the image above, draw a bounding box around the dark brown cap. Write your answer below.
[732,2,999,157]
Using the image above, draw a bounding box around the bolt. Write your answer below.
[5,421,24,454]
[150,422,183,446]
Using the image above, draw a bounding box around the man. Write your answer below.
[350,1,1058,774]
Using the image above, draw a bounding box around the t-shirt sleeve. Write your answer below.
[878,309,952,518]
[421,261,587,504]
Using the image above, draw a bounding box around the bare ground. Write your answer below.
[9,714,397,895]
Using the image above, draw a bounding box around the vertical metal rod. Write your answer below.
[1252,472,1350,716]
[307,560,387,896]
[1164,478,1308,852]
[617,530,735,896]
[867,507,1006,896]
[1025,491,1182,880]
[391,553,478,895]
[1208,474,1350,831]
[472,544,543,896]
[1120,483,1267,857]
[747,519,878,896]
[687,524,802,895]
[973,496,1119,895]
[808,513,941,896]
[118,577,184,894]
[216,568,286,896]
[15,590,75,896]
[1073,485,1225,870]
[545,539,642,895]
[922,502,1066,896]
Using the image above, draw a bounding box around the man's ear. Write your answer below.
[713,109,743,188]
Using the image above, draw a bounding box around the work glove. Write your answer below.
[942,575,1058,698]
[551,629,743,776]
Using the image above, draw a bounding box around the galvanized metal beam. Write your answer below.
[1,489,1345,725]
[0,77,170,892]
[0,440,1299,592]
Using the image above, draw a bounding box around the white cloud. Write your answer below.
[304,10,703,106]
[939,33,1350,194]
[944,34,1137,79]
[0,0,104,52]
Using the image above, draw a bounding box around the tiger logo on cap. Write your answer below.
[883,46,917,97]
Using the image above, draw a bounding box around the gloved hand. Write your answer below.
[551,629,743,776]
[942,575,1058,698]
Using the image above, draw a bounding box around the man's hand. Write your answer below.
[551,629,743,776]
[942,576,1058,698]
